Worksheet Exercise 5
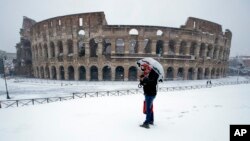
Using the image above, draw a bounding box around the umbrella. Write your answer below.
[136,57,164,82]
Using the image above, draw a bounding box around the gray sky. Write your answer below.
[0,0,249,57]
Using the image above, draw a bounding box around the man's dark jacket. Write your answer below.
[140,69,159,96]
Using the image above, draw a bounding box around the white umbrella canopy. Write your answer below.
[136,57,164,82]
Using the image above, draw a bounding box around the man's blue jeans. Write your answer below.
[144,95,155,124]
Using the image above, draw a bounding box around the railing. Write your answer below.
[0,80,249,109]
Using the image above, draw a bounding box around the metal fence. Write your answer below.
[0,80,249,109]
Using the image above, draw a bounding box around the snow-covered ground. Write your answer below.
[0,76,250,141]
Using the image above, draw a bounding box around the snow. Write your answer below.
[0,76,250,141]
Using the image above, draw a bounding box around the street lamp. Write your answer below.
[1,56,10,99]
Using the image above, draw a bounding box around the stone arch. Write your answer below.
[197,67,203,80]
[67,39,73,55]
[116,38,125,55]
[43,43,48,58]
[190,42,196,56]
[102,66,111,81]
[90,66,98,81]
[45,66,50,79]
[103,39,111,55]
[50,41,55,57]
[180,41,187,55]
[211,68,216,79]
[38,43,42,58]
[36,67,39,78]
[207,44,213,58]
[199,43,206,58]
[177,67,184,80]
[57,40,63,56]
[143,39,151,54]
[51,66,57,80]
[204,68,210,79]
[78,40,85,57]
[129,39,138,54]
[128,66,137,81]
[68,66,75,80]
[168,40,176,55]
[213,46,218,59]
[188,68,194,80]
[40,66,44,78]
[216,68,220,78]
[129,28,139,35]
[156,40,164,55]
[59,66,65,80]
[166,67,174,80]
[115,66,124,81]
[79,66,86,80]
[89,38,98,57]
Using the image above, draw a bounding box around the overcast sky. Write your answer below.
[0,0,249,57]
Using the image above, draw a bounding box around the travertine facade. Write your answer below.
[30,12,232,81]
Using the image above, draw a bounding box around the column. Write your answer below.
[163,41,169,55]
[151,40,157,55]
[175,41,181,55]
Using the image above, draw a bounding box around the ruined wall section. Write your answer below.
[15,16,36,76]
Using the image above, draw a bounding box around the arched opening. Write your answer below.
[207,45,213,58]
[177,68,184,80]
[89,38,98,57]
[216,68,220,78]
[129,29,139,35]
[204,68,210,79]
[45,66,50,79]
[166,67,174,80]
[115,66,124,81]
[169,40,175,55]
[78,40,85,57]
[156,40,164,56]
[190,42,196,56]
[51,66,57,80]
[67,39,73,55]
[68,66,75,80]
[156,30,163,36]
[103,39,111,55]
[50,42,55,58]
[179,41,186,55]
[211,68,215,79]
[188,68,194,80]
[59,66,65,80]
[90,66,98,81]
[197,68,203,80]
[58,40,63,56]
[40,67,44,78]
[144,39,151,53]
[44,43,48,58]
[116,39,125,55]
[36,67,39,78]
[213,46,218,59]
[199,43,206,58]
[128,66,137,81]
[129,39,138,54]
[78,29,85,36]
[102,66,111,81]
[79,66,86,81]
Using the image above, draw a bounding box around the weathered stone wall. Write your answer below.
[30,12,232,81]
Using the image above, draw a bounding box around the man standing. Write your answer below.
[139,63,159,129]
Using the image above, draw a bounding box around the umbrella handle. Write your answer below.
[138,84,142,88]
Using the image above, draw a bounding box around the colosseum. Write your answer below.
[29,11,232,81]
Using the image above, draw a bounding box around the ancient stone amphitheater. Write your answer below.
[30,12,232,81]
